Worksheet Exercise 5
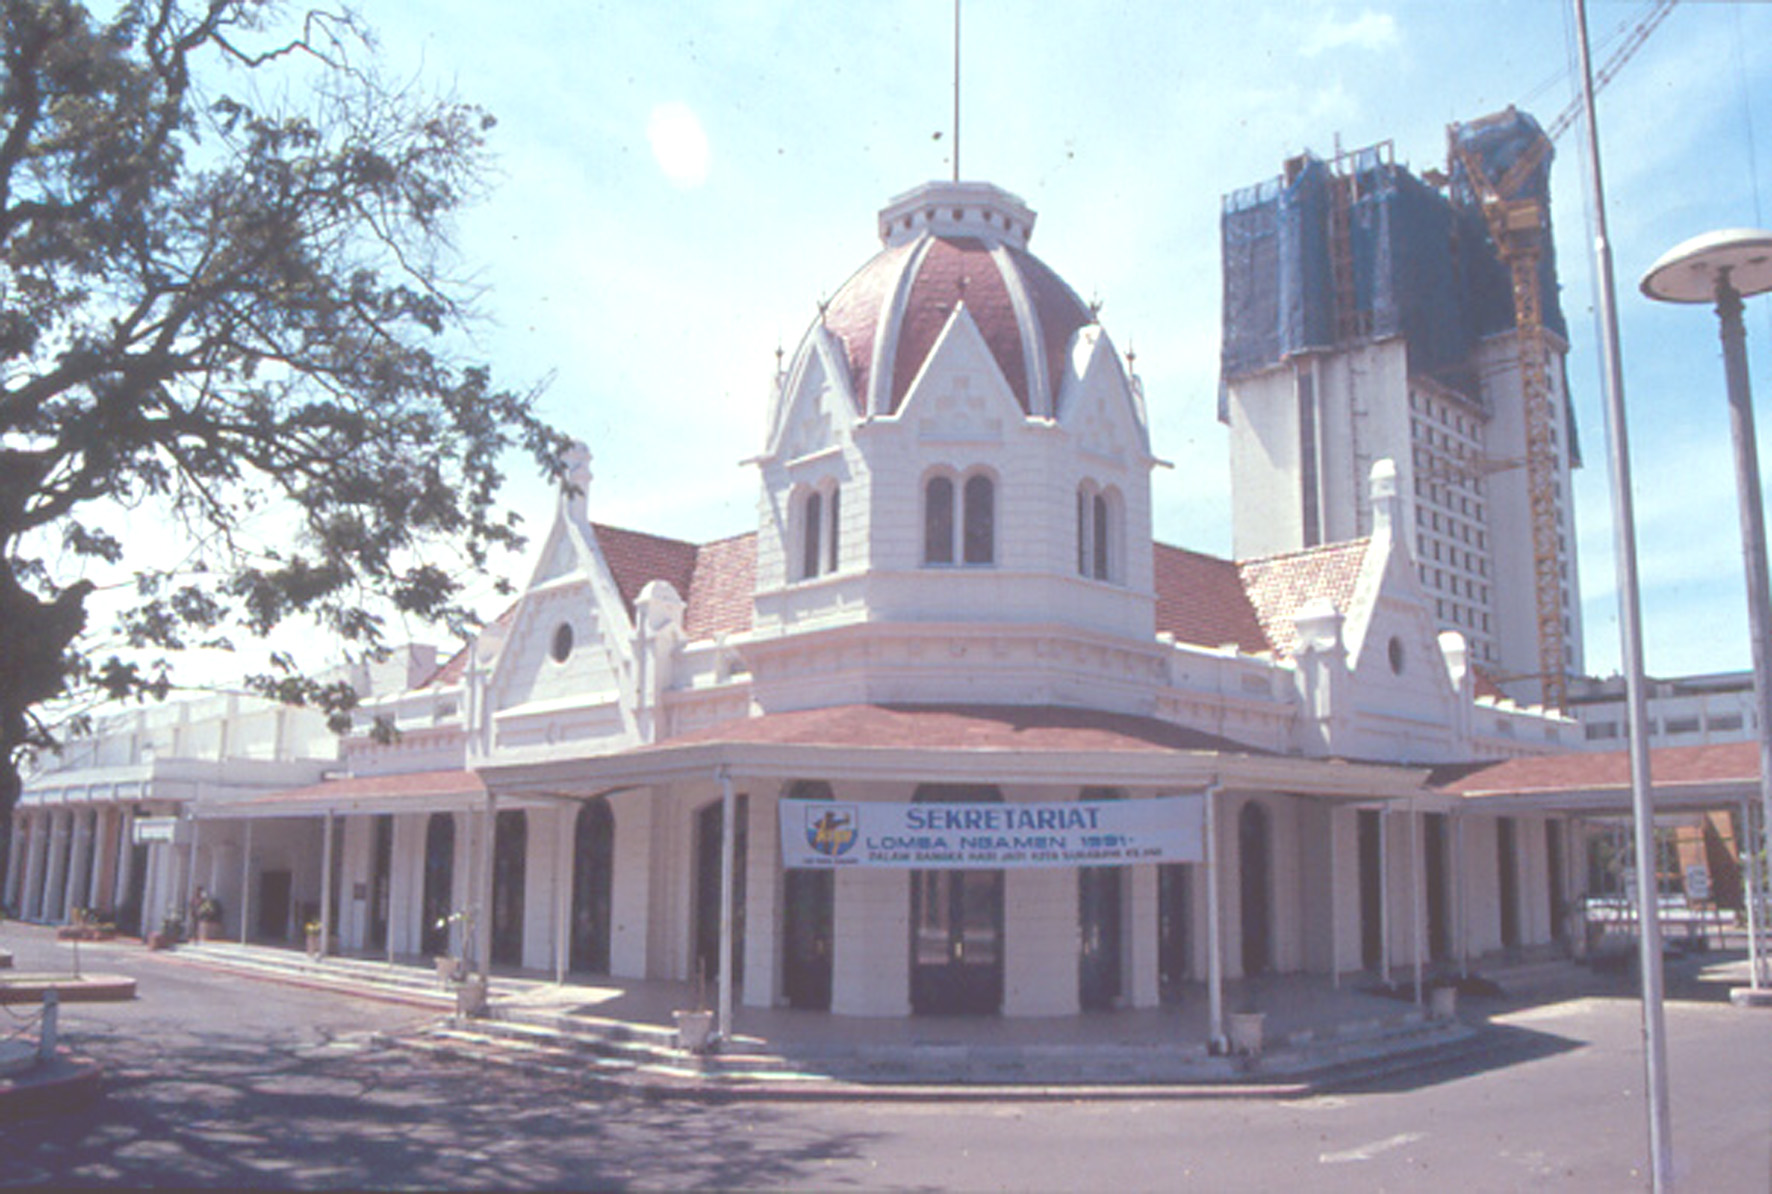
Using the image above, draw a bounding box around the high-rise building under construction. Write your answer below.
[1219,108,1583,707]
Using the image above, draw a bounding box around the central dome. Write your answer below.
[820,181,1096,418]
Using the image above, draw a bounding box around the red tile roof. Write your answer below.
[243,768,486,805]
[420,604,517,689]
[1237,540,1370,659]
[1432,740,1761,799]
[686,532,757,640]
[1152,542,1269,654]
[823,233,1094,416]
[592,523,701,615]
[657,702,1269,756]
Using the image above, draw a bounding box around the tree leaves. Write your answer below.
[0,1,568,815]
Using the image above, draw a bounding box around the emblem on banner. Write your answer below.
[806,804,858,857]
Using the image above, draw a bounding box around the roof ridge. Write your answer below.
[1237,536,1373,568]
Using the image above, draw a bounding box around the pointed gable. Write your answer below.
[1237,540,1371,659]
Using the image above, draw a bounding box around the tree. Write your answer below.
[0,0,568,823]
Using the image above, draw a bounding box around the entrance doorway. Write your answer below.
[910,784,1003,1016]
[781,781,833,1010]
[1425,813,1451,962]
[491,810,527,967]
[1157,863,1193,1003]
[367,815,392,952]
[1239,801,1273,976]
[1498,817,1520,950]
[1078,787,1125,1011]
[693,796,747,993]
[1358,809,1383,971]
[258,869,292,941]
[570,799,614,974]
[420,813,454,957]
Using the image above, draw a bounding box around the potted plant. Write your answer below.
[303,917,324,957]
[194,893,223,942]
[149,908,184,950]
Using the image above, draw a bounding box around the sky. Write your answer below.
[121,1,1772,690]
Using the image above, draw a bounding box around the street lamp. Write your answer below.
[1641,227,1772,995]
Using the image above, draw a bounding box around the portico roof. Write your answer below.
[481,703,1430,801]
[1429,740,1762,815]
[196,768,496,819]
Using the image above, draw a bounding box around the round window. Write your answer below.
[551,622,574,663]
[1388,636,1406,675]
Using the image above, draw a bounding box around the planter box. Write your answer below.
[673,1009,717,1054]
[1430,984,1458,1020]
[1228,1011,1266,1057]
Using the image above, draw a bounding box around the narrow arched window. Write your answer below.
[1092,492,1110,580]
[801,490,823,581]
[963,474,994,564]
[925,476,955,564]
[1076,490,1089,576]
[826,485,841,574]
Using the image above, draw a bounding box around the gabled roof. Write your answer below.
[1431,740,1761,799]
[686,532,756,640]
[1237,540,1370,659]
[1152,542,1268,655]
[591,523,701,615]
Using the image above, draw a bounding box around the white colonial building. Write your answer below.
[9,180,1595,1029]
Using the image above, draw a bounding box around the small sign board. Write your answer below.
[132,816,188,846]
[1684,865,1711,903]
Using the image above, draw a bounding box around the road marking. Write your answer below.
[1319,1132,1426,1164]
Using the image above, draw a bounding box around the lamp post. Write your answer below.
[1641,228,1772,995]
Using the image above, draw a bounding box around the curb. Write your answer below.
[0,1051,104,1121]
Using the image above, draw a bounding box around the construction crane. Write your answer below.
[1449,110,1567,711]
[1443,0,1675,712]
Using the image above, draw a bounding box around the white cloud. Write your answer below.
[1299,9,1401,59]
[647,101,712,189]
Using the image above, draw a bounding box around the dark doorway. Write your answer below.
[1358,809,1383,971]
[1078,787,1124,1011]
[258,869,292,941]
[1498,817,1520,950]
[120,841,149,937]
[491,810,527,967]
[420,813,454,957]
[1425,813,1451,962]
[368,815,393,952]
[1158,863,1193,1003]
[1239,802,1273,976]
[694,796,748,993]
[1546,819,1568,945]
[570,800,614,974]
[910,784,1004,1015]
[781,781,833,1011]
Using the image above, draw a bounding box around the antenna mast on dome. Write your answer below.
[952,0,961,181]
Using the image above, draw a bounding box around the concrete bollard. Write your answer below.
[38,989,59,1063]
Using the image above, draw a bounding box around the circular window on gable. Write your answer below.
[1388,635,1406,675]
[551,622,574,663]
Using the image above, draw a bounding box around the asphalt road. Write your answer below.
[3,925,1769,1191]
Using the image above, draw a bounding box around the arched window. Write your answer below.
[924,475,955,564]
[826,486,841,573]
[1092,492,1110,580]
[800,490,823,581]
[962,474,994,564]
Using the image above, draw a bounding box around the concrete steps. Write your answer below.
[174,943,467,1009]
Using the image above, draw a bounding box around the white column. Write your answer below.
[240,820,255,946]
[43,809,71,922]
[717,769,736,1042]
[23,812,50,920]
[114,811,138,929]
[1379,808,1392,986]
[555,804,571,985]
[1745,800,1765,990]
[1410,799,1424,1005]
[319,810,335,957]
[5,813,27,909]
[66,809,94,917]
[1204,785,1225,1052]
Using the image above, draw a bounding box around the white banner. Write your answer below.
[780,796,1205,870]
